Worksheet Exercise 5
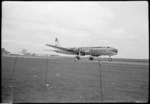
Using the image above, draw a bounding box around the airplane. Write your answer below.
[45,38,118,61]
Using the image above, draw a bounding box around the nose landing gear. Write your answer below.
[109,57,112,61]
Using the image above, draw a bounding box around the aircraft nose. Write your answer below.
[113,48,118,54]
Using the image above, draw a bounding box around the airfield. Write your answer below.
[2,55,149,103]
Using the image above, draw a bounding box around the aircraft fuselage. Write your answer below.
[69,46,118,57]
[57,46,118,57]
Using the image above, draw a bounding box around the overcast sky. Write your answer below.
[2,1,148,59]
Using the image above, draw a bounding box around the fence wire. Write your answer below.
[4,55,104,103]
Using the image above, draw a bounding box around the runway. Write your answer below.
[2,55,149,103]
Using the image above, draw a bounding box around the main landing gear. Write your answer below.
[89,56,94,60]
[75,56,80,61]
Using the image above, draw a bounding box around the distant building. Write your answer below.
[50,54,59,56]
[31,53,36,56]
[45,54,51,56]
[1,48,10,55]
[17,52,23,55]
[36,54,45,56]
[2,52,10,55]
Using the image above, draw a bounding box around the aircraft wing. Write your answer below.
[45,44,76,54]
[43,49,56,51]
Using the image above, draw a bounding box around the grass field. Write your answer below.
[2,55,149,103]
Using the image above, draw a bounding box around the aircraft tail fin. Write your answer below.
[55,38,60,47]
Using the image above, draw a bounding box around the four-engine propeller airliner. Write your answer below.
[45,38,118,61]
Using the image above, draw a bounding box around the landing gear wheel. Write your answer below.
[109,58,112,61]
[89,57,94,60]
[75,56,80,60]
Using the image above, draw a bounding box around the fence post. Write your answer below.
[10,54,18,103]
[45,57,49,86]
[98,59,103,102]
[11,55,17,78]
